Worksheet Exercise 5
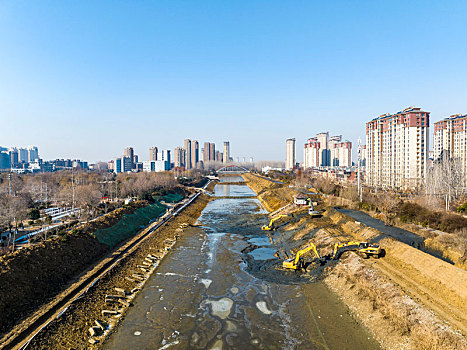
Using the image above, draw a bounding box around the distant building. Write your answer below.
[433,114,467,184]
[209,143,216,162]
[0,152,11,170]
[215,150,223,163]
[156,150,171,172]
[285,138,296,171]
[191,140,199,168]
[203,142,211,163]
[27,146,39,162]
[184,139,192,170]
[316,132,329,166]
[124,147,134,168]
[18,148,28,162]
[330,141,352,167]
[223,141,230,164]
[9,148,18,167]
[174,147,186,168]
[143,161,156,172]
[304,138,320,168]
[114,158,122,173]
[149,146,158,161]
[122,156,132,172]
[366,106,429,190]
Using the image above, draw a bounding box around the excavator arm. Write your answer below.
[262,215,289,231]
[283,243,322,270]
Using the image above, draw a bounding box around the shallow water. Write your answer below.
[105,176,379,350]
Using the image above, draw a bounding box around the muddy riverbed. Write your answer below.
[104,177,379,350]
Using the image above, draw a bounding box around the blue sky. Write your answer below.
[1,1,467,163]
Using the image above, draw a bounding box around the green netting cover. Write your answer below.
[162,193,184,203]
[93,202,166,248]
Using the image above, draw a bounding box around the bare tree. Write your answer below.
[425,152,465,211]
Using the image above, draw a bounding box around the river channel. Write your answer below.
[104,176,379,350]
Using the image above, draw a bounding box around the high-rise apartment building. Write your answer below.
[209,143,216,162]
[27,146,39,162]
[149,147,158,161]
[433,114,467,183]
[191,140,199,168]
[304,138,320,168]
[223,142,230,164]
[316,132,329,166]
[366,106,429,190]
[304,134,351,169]
[286,138,296,171]
[174,147,186,168]
[18,148,28,162]
[184,139,192,169]
[124,147,134,160]
[156,150,171,171]
[331,141,352,167]
[203,143,211,163]
[215,151,223,163]
[9,148,19,167]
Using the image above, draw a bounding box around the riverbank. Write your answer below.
[242,175,467,349]
[101,176,381,350]
[21,193,210,350]
[242,173,296,212]
[325,194,467,271]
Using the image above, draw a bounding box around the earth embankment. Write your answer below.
[243,177,467,349]
[242,173,295,212]
[0,199,168,339]
[26,194,210,350]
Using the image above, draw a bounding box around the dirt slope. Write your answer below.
[244,179,467,349]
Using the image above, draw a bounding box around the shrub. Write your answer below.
[457,201,467,213]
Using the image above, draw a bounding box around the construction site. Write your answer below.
[242,173,467,349]
[0,174,466,350]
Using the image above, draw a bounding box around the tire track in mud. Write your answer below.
[367,256,467,335]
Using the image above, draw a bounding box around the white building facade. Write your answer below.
[433,114,467,184]
[285,138,296,171]
[366,107,429,190]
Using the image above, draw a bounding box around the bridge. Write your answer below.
[217,165,249,174]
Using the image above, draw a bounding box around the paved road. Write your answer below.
[335,208,425,248]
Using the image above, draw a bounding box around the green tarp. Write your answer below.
[162,193,184,203]
[93,202,166,248]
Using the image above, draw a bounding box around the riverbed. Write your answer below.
[104,176,379,350]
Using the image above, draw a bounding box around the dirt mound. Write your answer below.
[0,233,109,335]
[0,200,166,337]
[242,174,295,212]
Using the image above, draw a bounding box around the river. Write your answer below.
[104,176,379,350]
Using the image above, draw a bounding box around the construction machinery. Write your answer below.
[282,243,324,270]
[261,215,290,231]
[330,241,382,260]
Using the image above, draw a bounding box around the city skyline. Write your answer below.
[1,2,467,162]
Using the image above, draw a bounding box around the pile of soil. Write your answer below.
[0,200,158,337]
[242,174,295,212]
[0,233,109,335]
[27,194,210,350]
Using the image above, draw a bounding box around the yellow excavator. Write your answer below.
[261,215,290,231]
[330,241,382,260]
[282,243,324,270]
